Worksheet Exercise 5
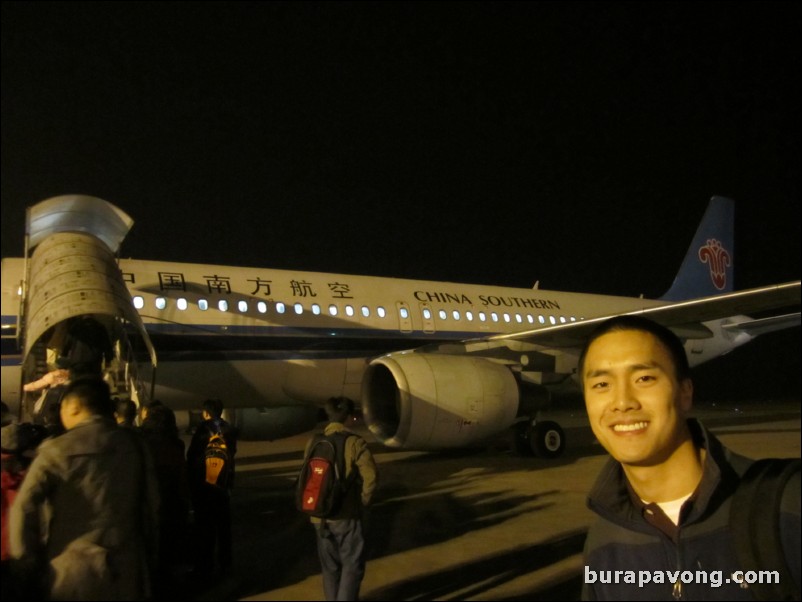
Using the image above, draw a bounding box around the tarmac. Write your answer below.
[186,399,801,601]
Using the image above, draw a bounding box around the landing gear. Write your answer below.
[531,420,565,458]
[512,420,566,458]
[513,421,534,456]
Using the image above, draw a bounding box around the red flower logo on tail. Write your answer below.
[698,238,731,290]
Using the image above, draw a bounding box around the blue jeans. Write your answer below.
[315,519,366,601]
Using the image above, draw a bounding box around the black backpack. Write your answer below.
[730,457,801,601]
[295,432,353,518]
[204,429,231,489]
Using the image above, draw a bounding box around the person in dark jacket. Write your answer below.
[2,418,47,601]
[186,398,237,580]
[579,315,800,601]
[9,378,159,601]
[140,403,191,599]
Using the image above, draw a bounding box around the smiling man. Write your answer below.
[579,316,800,601]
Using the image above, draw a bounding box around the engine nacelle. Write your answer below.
[361,353,520,449]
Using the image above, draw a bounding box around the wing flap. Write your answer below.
[722,312,801,337]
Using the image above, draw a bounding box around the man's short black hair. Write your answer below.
[203,398,224,419]
[578,315,691,383]
[325,397,354,423]
[141,403,179,438]
[115,398,137,421]
[61,377,114,418]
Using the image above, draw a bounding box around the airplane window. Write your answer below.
[133,296,144,309]
[276,302,286,314]
[538,315,545,324]
[361,306,370,317]
[466,311,473,321]
[257,301,267,313]
[491,312,499,322]
[377,307,386,318]
[515,314,523,323]
[345,305,354,317]
[329,304,338,316]
[400,307,409,319]
[155,297,166,310]
[312,304,321,315]
[294,303,303,315]
[570,316,577,322]
[527,315,534,324]
[503,313,511,323]
[559,316,566,323]
[199,299,209,311]
[238,301,248,313]
[479,312,486,322]
[438,309,447,320]
[177,298,188,311]
[549,316,556,325]
[422,308,432,320]
[452,310,460,320]
[218,300,229,312]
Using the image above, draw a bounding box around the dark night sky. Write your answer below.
[2,2,800,399]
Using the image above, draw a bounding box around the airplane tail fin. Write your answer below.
[660,196,735,301]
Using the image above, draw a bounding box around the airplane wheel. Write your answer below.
[512,421,535,456]
[531,421,565,459]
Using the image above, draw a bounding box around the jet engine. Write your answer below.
[361,353,519,449]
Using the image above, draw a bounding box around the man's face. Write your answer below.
[582,329,693,468]
[59,395,81,431]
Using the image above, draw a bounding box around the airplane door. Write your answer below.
[396,301,412,333]
[419,302,435,334]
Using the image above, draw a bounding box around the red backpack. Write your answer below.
[295,432,352,518]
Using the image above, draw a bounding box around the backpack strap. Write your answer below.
[302,432,326,462]
[208,419,223,437]
[730,458,801,601]
[306,431,356,482]
[329,431,362,493]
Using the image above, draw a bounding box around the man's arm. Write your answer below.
[9,448,54,560]
[186,422,208,465]
[351,436,378,507]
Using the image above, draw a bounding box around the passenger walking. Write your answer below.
[1,418,47,601]
[141,403,191,599]
[2,420,47,560]
[304,397,378,601]
[9,377,159,600]
[186,398,237,580]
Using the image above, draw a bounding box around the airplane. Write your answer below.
[1,195,799,458]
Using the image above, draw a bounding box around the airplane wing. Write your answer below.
[475,280,801,349]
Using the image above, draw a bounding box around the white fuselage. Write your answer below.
[2,256,666,408]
